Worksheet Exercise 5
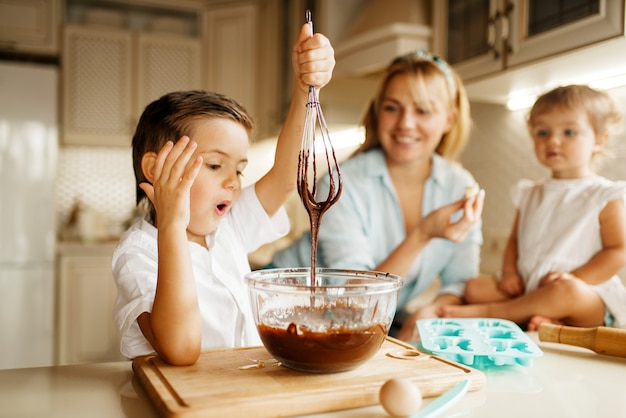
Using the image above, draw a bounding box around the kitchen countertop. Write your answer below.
[2,332,625,418]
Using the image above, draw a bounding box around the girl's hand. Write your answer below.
[139,137,202,229]
[417,189,485,243]
[539,271,574,287]
[291,23,335,94]
[498,273,525,296]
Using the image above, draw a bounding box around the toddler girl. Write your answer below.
[441,84,626,330]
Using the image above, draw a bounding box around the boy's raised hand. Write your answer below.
[292,22,335,94]
[140,136,203,229]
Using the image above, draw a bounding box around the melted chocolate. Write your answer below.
[257,321,387,373]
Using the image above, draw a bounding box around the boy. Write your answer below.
[112,23,335,365]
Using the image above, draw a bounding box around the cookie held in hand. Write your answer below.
[465,183,480,199]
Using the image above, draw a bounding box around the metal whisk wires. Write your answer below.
[297,86,343,217]
[297,10,342,286]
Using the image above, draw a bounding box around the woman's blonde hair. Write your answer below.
[355,50,471,160]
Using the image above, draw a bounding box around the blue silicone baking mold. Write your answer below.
[417,318,543,368]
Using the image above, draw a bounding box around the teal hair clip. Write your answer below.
[392,49,456,97]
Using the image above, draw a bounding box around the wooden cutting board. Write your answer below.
[132,337,485,418]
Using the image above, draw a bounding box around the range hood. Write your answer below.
[329,0,432,76]
[334,23,432,76]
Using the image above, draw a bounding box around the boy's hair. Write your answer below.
[356,50,471,160]
[132,90,254,222]
[528,84,623,146]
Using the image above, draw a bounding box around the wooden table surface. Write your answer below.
[1,332,625,418]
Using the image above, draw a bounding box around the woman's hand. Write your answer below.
[417,189,485,243]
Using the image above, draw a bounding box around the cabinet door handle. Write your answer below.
[502,2,514,54]
[501,12,509,41]
[487,11,501,59]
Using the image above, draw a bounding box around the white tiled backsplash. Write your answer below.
[56,146,136,238]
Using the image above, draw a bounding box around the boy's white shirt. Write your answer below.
[111,185,289,359]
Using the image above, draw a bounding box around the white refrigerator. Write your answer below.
[0,61,58,369]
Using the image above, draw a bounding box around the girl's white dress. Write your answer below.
[513,176,626,328]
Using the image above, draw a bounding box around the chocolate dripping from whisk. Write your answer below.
[297,86,343,284]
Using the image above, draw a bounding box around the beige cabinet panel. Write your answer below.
[0,0,61,55]
[62,26,133,146]
[206,4,258,127]
[57,255,126,365]
[204,1,285,140]
[135,34,202,122]
[62,25,203,146]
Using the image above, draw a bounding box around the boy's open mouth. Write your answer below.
[215,203,229,215]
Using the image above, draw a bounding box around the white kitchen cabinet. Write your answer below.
[433,0,624,82]
[206,4,258,122]
[62,24,202,146]
[62,25,132,146]
[205,0,283,140]
[135,33,202,121]
[57,253,126,365]
[0,0,62,56]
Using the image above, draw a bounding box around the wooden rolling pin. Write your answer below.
[538,323,626,358]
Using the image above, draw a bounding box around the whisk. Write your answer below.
[297,10,343,282]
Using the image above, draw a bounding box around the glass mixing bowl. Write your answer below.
[246,268,403,373]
